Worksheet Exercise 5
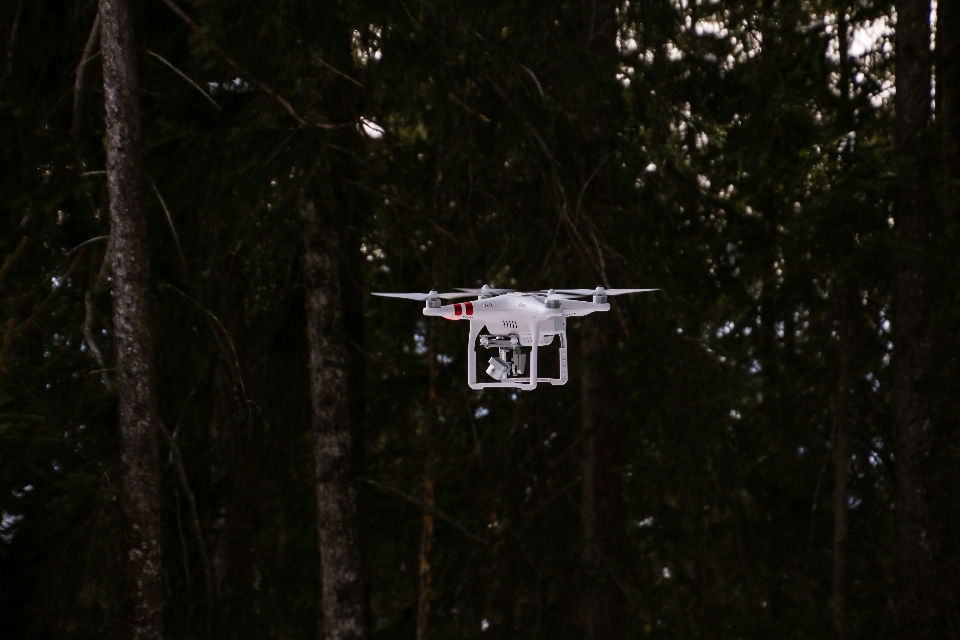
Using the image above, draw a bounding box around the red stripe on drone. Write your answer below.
[454,303,462,316]
[465,301,474,316]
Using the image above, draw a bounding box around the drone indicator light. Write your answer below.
[454,303,463,316]
[465,301,474,316]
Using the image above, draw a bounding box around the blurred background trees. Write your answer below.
[1,0,958,638]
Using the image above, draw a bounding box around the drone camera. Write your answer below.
[481,334,528,380]
[486,356,511,381]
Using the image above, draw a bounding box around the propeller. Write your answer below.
[555,286,659,297]
[372,289,474,301]
[533,289,580,309]
[535,289,579,301]
[455,284,514,296]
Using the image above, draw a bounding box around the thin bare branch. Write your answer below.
[398,0,423,31]
[159,283,248,411]
[172,490,194,627]
[92,235,113,295]
[71,13,101,137]
[81,236,114,387]
[311,51,364,88]
[519,476,582,531]
[447,92,491,123]
[485,75,604,278]
[66,235,108,256]
[575,152,615,219]
[157,0,200,30]
[357,477,485,544]
[147,175,188,274]
[588,227,629,336]
[157,0,304,122]
[4,0,23,78]
[340,178,460,244]
[0,236,28,289]
[83,290,112,389]
[157,420,214,639]
[74,50,101,73]
[484,72,637,343]
[0,319,14,387]
[144,49,221,111]
[516,64,544,98]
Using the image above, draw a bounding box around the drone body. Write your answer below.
[373,285,656,391]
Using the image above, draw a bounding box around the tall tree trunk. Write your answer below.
[833,18,854,640]
[580,315,624,639]
[416,316,439,640]
[892,0,937,637]
[833,288,852,639]
[209,359,253,636]
[577,1,625,637]
[940,0,960,190]
[302,200,367,640]
[99,0,163,637]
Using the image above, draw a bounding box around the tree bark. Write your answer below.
[833,288,851,639]
[892,0,938,637]
[302,200,367,640]
[99,0,163,637]
[577,1,625,637]
[416,317,439,640]
[940,0,960,195]
[580,315,624,638]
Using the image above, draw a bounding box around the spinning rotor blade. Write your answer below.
[455,286,515,295]
[372,291,474,301]
[533,290,579,300]
[555,287,659,296]
[598,288,659,296]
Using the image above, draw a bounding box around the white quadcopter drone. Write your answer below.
[373,285,657,391]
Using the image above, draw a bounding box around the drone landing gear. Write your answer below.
[467,321,568,391]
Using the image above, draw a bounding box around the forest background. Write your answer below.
[1,0,959,638]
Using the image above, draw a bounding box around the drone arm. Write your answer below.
[559,300,610,317]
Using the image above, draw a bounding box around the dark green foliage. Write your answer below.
[1,0,958,638]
